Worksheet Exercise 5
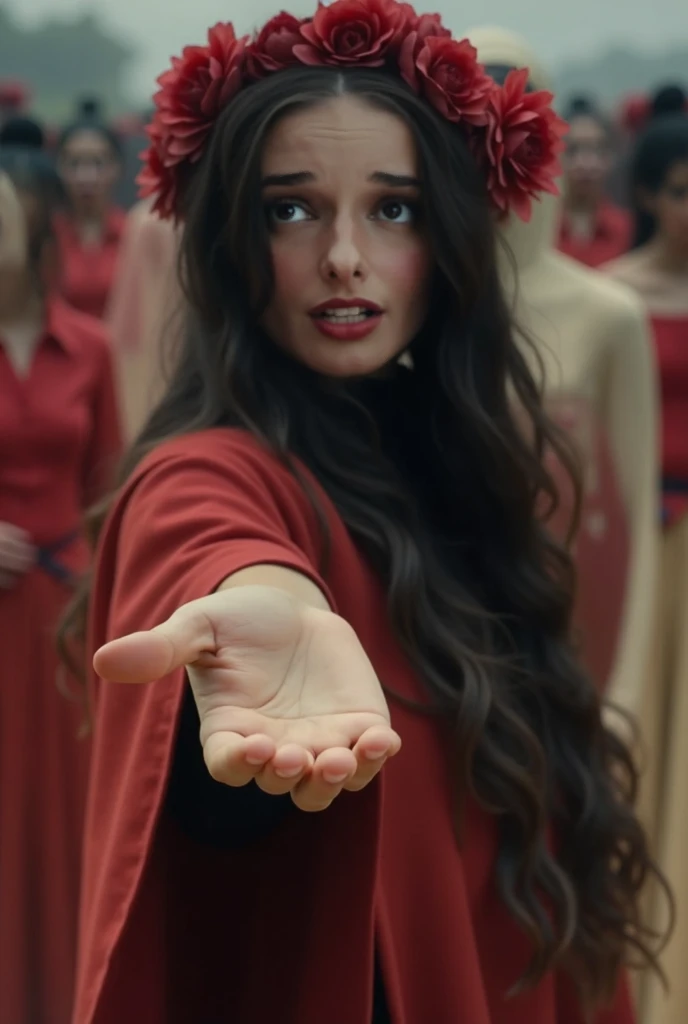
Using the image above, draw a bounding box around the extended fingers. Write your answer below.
[254,744,315,796]
[290,747,359,812]
[344,726,402,792]
[203,731,277,787]
[201,728,401,809]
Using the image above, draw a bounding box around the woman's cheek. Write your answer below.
[376,239,431,294]
[270,240,313,300]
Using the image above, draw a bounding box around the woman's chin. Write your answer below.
[289,339,407,381]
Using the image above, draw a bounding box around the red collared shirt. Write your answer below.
[54,207,126,319]
[0,296,121,548]
[557,203,632,269]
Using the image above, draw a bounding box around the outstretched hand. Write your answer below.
[94,585,401,812]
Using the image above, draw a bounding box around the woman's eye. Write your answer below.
[377,200,415,224]
[268,201,309,224]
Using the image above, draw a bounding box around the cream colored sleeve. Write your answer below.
[602,302,659,721]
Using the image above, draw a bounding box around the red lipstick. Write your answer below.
[308,298,383,342]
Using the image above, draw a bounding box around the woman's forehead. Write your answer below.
[261,97,418,177]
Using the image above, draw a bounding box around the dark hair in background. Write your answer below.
[61,66,668,1005]
[0,115,45,150]
[57,96,122,161]
[0,139,66,271]
[650,84,687,121]
[630,112,688,246]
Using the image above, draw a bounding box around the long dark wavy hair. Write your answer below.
[61,67,668,1005]
[630,112,688,247]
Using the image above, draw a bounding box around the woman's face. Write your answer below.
[260,95,432,379]
[562,115,612,203]
[58,129,119,211]
[648,159,688,252]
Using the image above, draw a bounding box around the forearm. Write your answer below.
[604,315,659,723]
[606,501,658,720]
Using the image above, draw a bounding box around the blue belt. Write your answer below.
[662,477,688,494]
[36,529,80,587]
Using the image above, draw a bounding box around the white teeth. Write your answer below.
[324,314,368,324]
[320,307,371,318]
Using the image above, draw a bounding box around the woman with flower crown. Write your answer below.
[64,2,668,1022]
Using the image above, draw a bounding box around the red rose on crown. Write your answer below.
[401,35,492,126]
[137,0,565,223]
[153,22,247,167]
[246,12,307,77]
[137,135,178,219]
[482,68,567,221]
[293,0,406,67]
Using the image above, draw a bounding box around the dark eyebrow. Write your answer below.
[261,172,314,187]
[260,171,421,188]
[369,172,421,188]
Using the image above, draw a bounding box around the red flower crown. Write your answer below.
[139,0,567,223]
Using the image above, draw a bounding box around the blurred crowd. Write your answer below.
[0,49,687,1024]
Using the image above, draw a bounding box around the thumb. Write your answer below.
[93,602,216,684]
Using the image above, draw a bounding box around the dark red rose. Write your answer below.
[246,12,306,77]
[414,12,450,40]
[483,68,568,221]
[293,0,404,67]
[137,139,177,220]
[401,35,491,125]
[153,22,247,167]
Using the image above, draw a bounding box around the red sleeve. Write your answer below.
[82,339,122,506]
[103,430,334,644]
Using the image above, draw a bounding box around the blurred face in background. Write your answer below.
[58,128,120,216]
[562,115,613,206]
[646,159,688,254]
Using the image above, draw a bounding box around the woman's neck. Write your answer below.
[563,188,602,214]
[70,203,109,243]
[562,191,603,239]
[645,235,688,277]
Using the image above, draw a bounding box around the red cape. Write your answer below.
[74,430,635,1023]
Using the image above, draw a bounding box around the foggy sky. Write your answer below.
[15,0,688,100]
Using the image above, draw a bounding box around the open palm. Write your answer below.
[94,585,401,812]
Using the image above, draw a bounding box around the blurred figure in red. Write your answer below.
[557,96,632,267]
[605,103,688,1024]
[54,99,125,318]
[0,126,120,1024]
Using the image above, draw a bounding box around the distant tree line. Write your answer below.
[1,2,685,123]
[555,45,688,108]
[0,4,134,119]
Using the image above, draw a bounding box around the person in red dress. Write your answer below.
[605,110,688,1024]
[63,6,666,1022]
[0,143,121,1024]
[557,97,632,268]
[54,101,125,319]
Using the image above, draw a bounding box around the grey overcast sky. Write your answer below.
[15,0,688,98]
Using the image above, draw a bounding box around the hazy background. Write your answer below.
[3,0,688,118]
